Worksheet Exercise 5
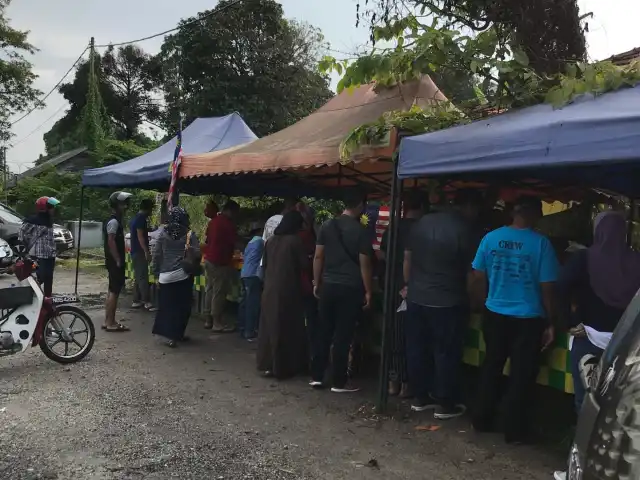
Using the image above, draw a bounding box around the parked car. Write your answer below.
[0,237,14,273]
[0,203,74,254]
[560,291,640,480]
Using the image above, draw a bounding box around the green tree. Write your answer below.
[158,0,333,137]
[42,44,159,157]
[1,0,42,143]
[355,0,587,76]
[101,44,162,139]
[9,139,156,221]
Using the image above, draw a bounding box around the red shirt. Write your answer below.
[204,215,237,265]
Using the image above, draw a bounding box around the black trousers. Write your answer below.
[311,283,363,388]
[472,310,545,441]
[35,257,55,298]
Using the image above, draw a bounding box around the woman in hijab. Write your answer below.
[257,210,309,379]
[151,207,201,348]
[556,210,640,411]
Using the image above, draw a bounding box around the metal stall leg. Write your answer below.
[375,162,403,413]
[74,186,85,295]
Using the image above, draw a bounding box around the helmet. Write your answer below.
[35,196,60,212]
[108,191,133,208]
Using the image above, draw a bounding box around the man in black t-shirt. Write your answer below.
[311,193,373,393]
[102,191,132,332]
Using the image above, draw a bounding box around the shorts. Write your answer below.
[107,264,126,295]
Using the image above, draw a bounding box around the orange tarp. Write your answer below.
[179,76,447,184]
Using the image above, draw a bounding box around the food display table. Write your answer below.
[369,293,574,394]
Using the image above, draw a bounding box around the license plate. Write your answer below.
[51,294,79,304]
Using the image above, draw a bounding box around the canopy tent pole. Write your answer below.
[376,160,403,413]
[74,186,85,295]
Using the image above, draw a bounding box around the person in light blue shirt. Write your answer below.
[470,196,559,444]
[239,222,265,341]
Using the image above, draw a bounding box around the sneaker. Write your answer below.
[309,380,324,389]
[410,395,440,412]
[553,471,566,480]
[131,302,143,309]
[434,404,467,420]
[331,384,360,393]
[145,303,157,312]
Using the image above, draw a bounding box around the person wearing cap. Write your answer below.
[471,195,558,444]
[19,196,60,297]
[403,190,481,420]
[238,221,264,341]
[102,191,133,332]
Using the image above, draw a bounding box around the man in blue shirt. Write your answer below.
[238,222,264,341]
[470,196,558,444]
[129,199,155,311]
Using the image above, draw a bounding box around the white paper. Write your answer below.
[397,300,407,312]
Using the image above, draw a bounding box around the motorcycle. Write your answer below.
[0,245,95,363]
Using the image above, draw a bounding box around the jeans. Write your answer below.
[404,302,468,407]
[131,252,150,304]
[35,257,55,298]
[472,310,546,442]
[570,336,603,413]
[311,283,363,388]
[238,276,262,339]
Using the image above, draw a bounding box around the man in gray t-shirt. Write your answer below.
[403,190,481,419]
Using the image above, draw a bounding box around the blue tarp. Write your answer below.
[82,113,257,188]
[398,85,640,197]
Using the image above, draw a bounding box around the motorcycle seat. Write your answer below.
[0,286,34,310]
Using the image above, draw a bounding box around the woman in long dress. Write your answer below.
[152,207,200,347]
[257,211,309,379]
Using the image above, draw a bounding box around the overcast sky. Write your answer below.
[6,0,639,171]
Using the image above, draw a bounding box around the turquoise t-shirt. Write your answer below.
[472,226,559,318]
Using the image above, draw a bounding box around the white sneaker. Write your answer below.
[553,471,566,480]
[309,381,323,388]
[131,302,143,308]
[331,385,361,393]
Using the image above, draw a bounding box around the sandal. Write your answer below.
[165,340,177,348]
[102,323,130,332]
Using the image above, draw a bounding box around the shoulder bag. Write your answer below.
[329,218,360,267]
[181,230,203,276]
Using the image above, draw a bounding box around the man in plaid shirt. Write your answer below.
[19,197,59,297]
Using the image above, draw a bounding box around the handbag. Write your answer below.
[181,230,203,276]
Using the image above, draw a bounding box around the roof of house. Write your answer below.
[607,47,640,66]
[9,146,89,187]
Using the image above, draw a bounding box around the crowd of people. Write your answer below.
[18,187,639,451]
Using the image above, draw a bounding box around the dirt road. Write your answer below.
[0,269,563,479]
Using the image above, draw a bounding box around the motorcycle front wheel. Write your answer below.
[39,305,96,364]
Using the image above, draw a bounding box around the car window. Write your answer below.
[0,205,24,224]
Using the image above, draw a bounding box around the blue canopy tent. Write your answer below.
[398,85,640,198]
[74,113,257,293]
[82,113,257,189]
[372,85,640,412]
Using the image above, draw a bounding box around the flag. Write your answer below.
[372,205,390,251]
[167,122,183,208]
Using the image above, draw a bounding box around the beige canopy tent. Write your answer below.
[178,76,447,198]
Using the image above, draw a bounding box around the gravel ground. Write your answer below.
[0,270,564,480]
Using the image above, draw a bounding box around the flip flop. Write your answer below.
[103,323,130,332]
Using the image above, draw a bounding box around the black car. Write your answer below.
[563,291,640,479]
